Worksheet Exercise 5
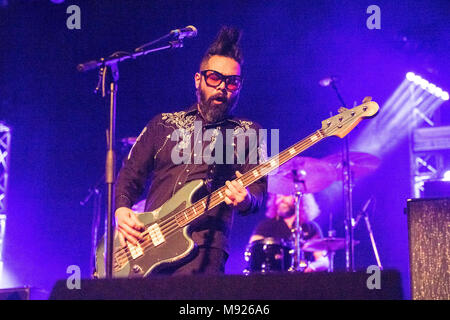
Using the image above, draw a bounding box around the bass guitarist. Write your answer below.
[114,26,268,276]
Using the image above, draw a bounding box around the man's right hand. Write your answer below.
[115,207,145,247]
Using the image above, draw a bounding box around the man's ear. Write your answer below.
[194,72,201,90]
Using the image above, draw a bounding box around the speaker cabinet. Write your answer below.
[407,197,450,300]
[50,270,402,300]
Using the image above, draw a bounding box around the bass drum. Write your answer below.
[243,238,293,274]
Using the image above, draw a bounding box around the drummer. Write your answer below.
[248,193,329,272]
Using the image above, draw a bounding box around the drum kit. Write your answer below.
[244,152,380,274]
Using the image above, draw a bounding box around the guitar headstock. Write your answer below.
[321,97,379,138]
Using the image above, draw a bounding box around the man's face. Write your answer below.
[275,194,296,219]
[195,55,241,123]
[275,194,308,222]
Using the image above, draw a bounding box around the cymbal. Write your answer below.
[322,152,381,180]
[302,237,360,252]
[268,156,336,194]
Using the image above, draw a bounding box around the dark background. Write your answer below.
[1,0,449,298]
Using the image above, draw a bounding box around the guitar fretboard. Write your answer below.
[174,129,325,227]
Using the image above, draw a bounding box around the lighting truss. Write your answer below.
[350,72,448,198]
[0,122,11,284]
[406,73,449,198]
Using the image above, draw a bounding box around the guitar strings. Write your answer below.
[112,130,324,265]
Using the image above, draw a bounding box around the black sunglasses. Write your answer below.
[200,70,243,91]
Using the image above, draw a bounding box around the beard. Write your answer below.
[197,86,239,123]
[278,206,295,219]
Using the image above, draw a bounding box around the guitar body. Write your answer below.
[95,179,205,278]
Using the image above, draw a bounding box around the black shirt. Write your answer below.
[115,105,268,253]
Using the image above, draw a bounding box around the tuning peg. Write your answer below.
[338,107,348,113]
[362,96,372,103]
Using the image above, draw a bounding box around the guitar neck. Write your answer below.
[174,129,325,227]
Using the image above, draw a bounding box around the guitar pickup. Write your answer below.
[127,242,144,259]
[148,223,165,247]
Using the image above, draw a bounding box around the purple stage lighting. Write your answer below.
[352,72,448,157]
[0,122,11,288]
[405,72,448,101]
[443,171,450,182]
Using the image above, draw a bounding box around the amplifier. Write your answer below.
[407,197,450,300]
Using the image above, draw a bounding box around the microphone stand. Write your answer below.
[78,34,188,279]
[329,81,355,272]
[364,212,383,269]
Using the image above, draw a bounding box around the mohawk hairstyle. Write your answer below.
[200,26,243,70]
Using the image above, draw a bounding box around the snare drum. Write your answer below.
[243,238,293,274]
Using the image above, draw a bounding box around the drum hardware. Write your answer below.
[244,151,381,274]
[291,172,306,272]
[322,151,380,271]
[302,237,360,272]
[352,196,383,269]
[323,152,381,181]
[264,156,337,273]
[267,157,336,195]
[243,238,293,274]
[267,156,337,273]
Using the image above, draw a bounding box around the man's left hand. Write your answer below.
[224,171,251,211]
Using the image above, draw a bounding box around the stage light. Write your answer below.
[352,72,448,157]
[406,72,415,81]
[443,170,450,181]
[427,83,437,94]
[419,79,429,89]
[405,72,448,101]
[0,264,18,289]
[412,75,421,85]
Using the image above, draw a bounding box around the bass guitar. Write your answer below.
[95,97,379,278]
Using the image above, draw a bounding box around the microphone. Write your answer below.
[170,25,198,39]
[319,76,338,87]
[353,196,374,228]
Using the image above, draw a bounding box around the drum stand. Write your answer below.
[289,172,307,272]
[327,213,337,272]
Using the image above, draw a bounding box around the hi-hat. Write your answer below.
[268,156,336,194]
[323,151,381,180]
